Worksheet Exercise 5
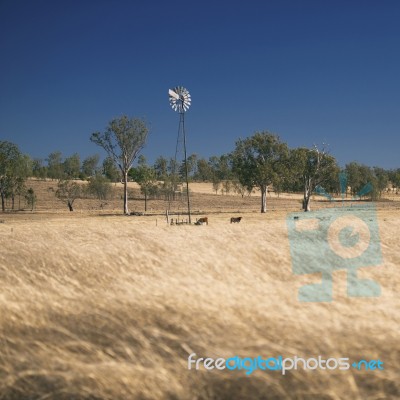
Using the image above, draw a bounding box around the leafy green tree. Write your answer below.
[32,158,48,180]
[25,188,37,211]
[188,154,198,176]
[290,146,338,211]
[87,174,112,200]
[181,153,198,179]
[345,162,364,196]
[10,154,32,210]
[47,151,63,180]
[153,156,168,180]
[231,132,289,213]
[103,156,120,182]
[345,162,375,198]
[82,154,100,178]
[232,179,251,197]
[373,167,389,198]
[167,157,179,175]
[55,180,81,211]
[208,156,220,186]
[195,158,212,181]
[217,154,233,181]
[164,157,180,200]
[208,155,233,194]
[0,142,30,211]
[63,153,80,178]
[388,168,400,193]
[131,155,157,212]
[91,115,148,215]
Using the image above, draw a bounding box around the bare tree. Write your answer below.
[90,116,148,215]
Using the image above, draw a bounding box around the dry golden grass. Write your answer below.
[0,181,399,399]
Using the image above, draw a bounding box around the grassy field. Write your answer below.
[0,180,399,399]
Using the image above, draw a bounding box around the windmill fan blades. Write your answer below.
[169,89,179,100]
[169,86,191,112]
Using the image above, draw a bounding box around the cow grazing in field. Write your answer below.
[195,217,208,225]
[230,217,242,223]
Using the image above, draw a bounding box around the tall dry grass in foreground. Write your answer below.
[0,212,399,399]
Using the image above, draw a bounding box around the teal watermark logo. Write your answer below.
[188,354,384,375]
[287,177,382,302]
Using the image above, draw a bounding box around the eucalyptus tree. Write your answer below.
[103,157,120,182]
[82,154,100,178]
[290,146,338,211]
[388,168,400,193]
[231,132,289,213]
[25,188,37,211]
[195,158,212,181]
[153,156,168,180]
[32,158,48,180]
[63,153,80,178]
[373,167,389,198]
[46,151,63,180]
[0,141,30,211]
[345,163,388,200]
[131,155,157,212]
[91,115,149,215]
[345,162,376,198]
[87,174,112,201]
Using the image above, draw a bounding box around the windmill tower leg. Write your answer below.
[181,112,191,224]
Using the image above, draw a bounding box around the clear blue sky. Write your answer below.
[1,0,400,168]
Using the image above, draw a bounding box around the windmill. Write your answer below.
[168,86,192,223]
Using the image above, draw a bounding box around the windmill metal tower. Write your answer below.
[168,86,192,223]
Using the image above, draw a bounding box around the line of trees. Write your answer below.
[31,152,120,182]
[2,118,400,213]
